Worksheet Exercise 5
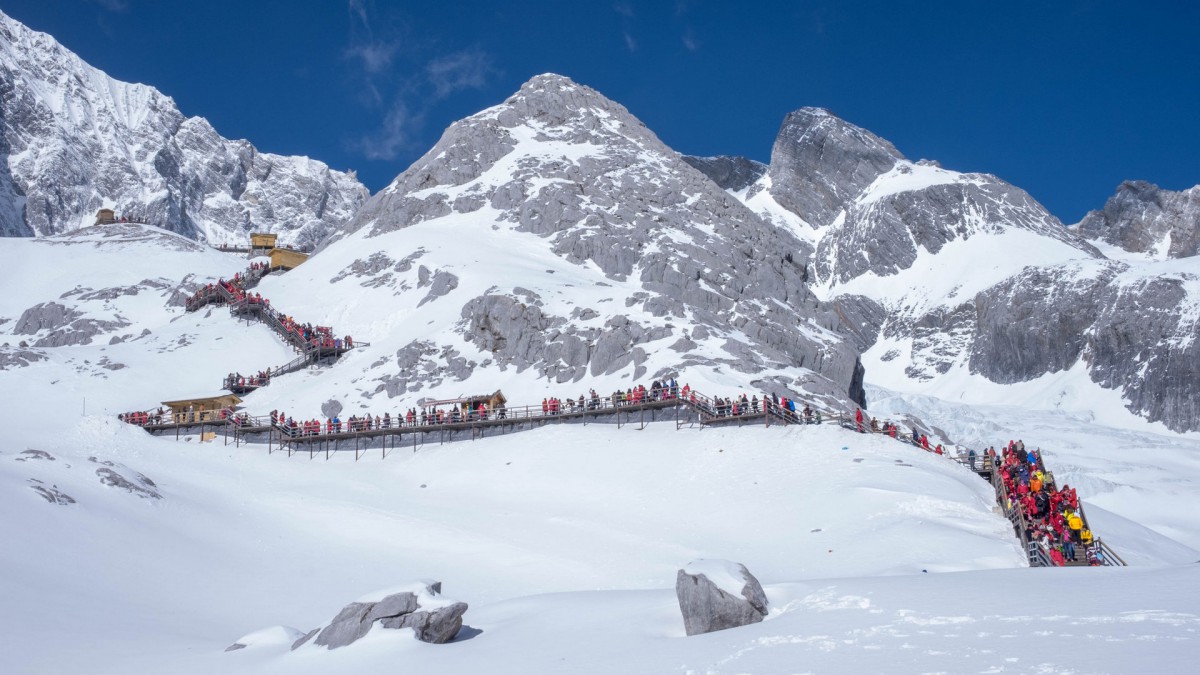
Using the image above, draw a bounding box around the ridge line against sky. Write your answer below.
[6,0,1199,223]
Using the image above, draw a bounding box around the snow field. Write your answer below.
[2,415,1035,673]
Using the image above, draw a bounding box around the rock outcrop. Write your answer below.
[682,155,767,192]
[0,10,367,245]
[676,559,769,636]
[972,259,1200,432]
[768,107,902,230]
[1074,180,1200,259]
[292,582,467,650]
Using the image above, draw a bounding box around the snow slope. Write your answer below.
[3,416,1198,674]
[1,222,1198,675]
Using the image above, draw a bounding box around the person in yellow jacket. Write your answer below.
[1067,512,1084,542]
[1080,529,1093,545]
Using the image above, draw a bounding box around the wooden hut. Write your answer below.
[269,247,309,270]
[249,232,278,249]
[95,208,117,225]
[161,393,242,424]
[426,390,508,416]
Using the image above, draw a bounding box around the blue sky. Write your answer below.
[8,0,1198,222]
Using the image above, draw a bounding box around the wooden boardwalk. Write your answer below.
[135,252,1126,570]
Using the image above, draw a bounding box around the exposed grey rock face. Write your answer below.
[0,347,46,370]
[328,74,867,410]
[320,399,343,419]
[1074,181,1200,259]
[300,583,467,649]
[676,560,769,636]
[290,629,319,650]
[95,467,161,500]
[815,173,1098,284]
[378,602,468,644]
[13,301,129,347]
[768,107,902,229]
[829,294,888,354]
[27,479,75,505]
[13,302,80,335]
[750,106,1200,429]
[682,155,767,192]
[0,11,367,245]
[312,602,375,649]
[971,260,1200,432]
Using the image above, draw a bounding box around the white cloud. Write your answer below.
[354,99,420,161]
[92,0,129,11]
[342,2,495,162]
[682,28,699,52]
[346,41,398,75]
[345,0,398,74]
[426,50,492,99]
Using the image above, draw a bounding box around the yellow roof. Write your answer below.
[161,393,243,408]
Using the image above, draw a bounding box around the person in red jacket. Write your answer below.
[1049,547,1066,566]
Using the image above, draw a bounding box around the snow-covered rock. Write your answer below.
[676,559,769,635]
[0,10,368,246]
[1073,180,1200,260]
[294,582,468,649]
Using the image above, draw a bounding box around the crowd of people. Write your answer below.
[182,260,356,393]
[268,313,352,353]
[224,370,271,390]
[995,440,1103,566]
[184,263,270,312]
[118,409,163,426]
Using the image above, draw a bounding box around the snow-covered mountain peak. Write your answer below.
[275,75,868,412]
[767,107,904,230]
[0,10,368,245]
[715,105,1199,433]
[1073,180,1200,260]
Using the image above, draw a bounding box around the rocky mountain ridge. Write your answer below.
[0,10,367,247]
[1073,180,1200,260]
[727,107,1198,432]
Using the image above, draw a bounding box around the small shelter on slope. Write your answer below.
[249,231,277,257]
[161,393,242,424]
[424,391,508,416]
[269,247,308,270]
[95,208,117,225]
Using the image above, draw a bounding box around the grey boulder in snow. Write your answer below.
[676,560,769,636]
[294,582,468,650]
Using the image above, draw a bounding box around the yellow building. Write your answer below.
[161,393,243,424]
[269,247,309,270]
[249,232,278,249]
[426,391,508,416]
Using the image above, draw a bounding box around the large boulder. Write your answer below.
[292,581,467,650]
[676,559,769,636]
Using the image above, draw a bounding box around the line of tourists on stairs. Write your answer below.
[995,440,1104,566]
